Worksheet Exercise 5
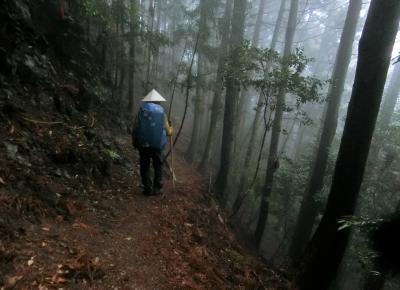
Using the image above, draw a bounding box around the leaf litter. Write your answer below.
[0,133,292,289]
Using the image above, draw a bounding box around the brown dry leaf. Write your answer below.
[27,256,35,266]
[72,221,97,235]
[217,214,224,224]
[66,201,77,215]
[51,273,66,284]
[181,278,202,290]
[60,84,79,95]
[190,246,207,259]
[9,124,15,134]
[5,275,23,288]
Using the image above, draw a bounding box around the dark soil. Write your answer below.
[0,135,292,289]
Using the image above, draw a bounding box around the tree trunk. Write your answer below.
[378,63,400,130]
[254,0,299,247]
[233,0,269,168]
[151,0,161,87]
[128,1,138,113]
[215,0,247,197]
[288,0,362,264]
[186,0,208,163]
[118,17,126,107]
[145,0,155,93]
[293,123,305,160]
[369,63,400,161]
[198,0,233,171]
[112,21,120,101]
[298,1,400,289]
[268,0,286,51]
[252,0,268,47]
[233,0,287,207]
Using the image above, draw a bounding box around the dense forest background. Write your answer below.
[1,0,400,289]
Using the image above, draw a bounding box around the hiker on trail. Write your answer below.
[132,89,173,196]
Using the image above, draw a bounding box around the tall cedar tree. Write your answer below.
[298,1,400,289]
[234,0,268,142]
[233,0,287,210]
[289,0,363,264]
[128,0,138,112]
[254,0,299,247]
[186,0,209,162]
[145,0,155,92]
[215,0,247,197]
[199,0,233,171]
[252,0,267,47]
[363,55,400,290]
[378,63,400,130]
[369,63,400,161]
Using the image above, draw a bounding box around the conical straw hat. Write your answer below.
[142,89,167,102]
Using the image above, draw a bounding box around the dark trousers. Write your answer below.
[138,147,163,193]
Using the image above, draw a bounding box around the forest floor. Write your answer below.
[0,134,293,290]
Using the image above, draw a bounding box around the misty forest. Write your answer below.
[1,0,400,289]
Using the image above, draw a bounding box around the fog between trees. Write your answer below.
[87,0,400,288]
[4,0,400,289]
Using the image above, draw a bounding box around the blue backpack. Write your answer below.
[136,103,167,150]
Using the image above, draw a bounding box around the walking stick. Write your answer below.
[169,134,176,192]
[168,82,178,193]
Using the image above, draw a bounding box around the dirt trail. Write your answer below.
[1,136,290,290]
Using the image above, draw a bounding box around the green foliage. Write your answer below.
[338,216,385,271]
[360,112,400,218]
[337,216,384,231]
[224,43,325,125]
[111,0,128,24]
[104,149,121,161]
[80,0,113,27]
[140,30,170,55]
[90,82,112,103]
[78,0,140,32]
[273,155,312,212]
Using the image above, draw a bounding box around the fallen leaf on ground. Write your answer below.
[72,221,97,235]
[9,124,15,134]
[217,214,224,224]
[5,275,23,288]
[27,256,35,266]
[51,274,66,284]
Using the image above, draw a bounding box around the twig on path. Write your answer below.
[22,116,64,125]
[22,116,86,130]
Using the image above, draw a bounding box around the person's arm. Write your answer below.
[164,114,173,136]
